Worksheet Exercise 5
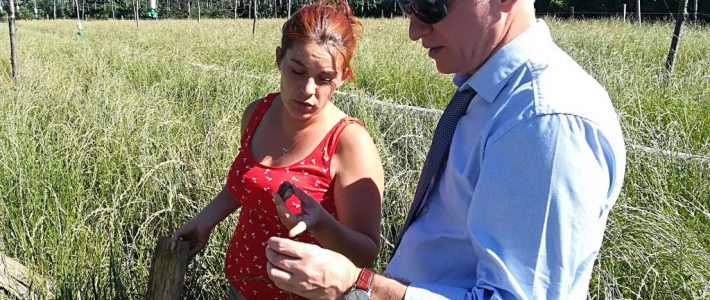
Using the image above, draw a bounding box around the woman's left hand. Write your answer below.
[272,183,329,237]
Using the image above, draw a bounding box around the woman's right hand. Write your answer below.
[171,217,213,258]
[170,185,241,259]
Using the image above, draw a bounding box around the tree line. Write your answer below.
[0,0,707,21]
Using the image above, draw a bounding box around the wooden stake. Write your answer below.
[7,0,18,85]
[0,252,55,299]
[252,0,257,35]
[665,0,688,73]
[74,0,83,34]
[134,0,140,27]
[145,237,190,300]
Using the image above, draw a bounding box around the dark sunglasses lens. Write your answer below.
[413,0,447,24]
[396,0,414,16]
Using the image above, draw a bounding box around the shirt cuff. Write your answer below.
[404,283,469,300]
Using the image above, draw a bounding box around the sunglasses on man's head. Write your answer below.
[396,0,448,24]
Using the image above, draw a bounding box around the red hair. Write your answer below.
[280,0,363,79]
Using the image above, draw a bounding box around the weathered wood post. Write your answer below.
[146,237,190,300]
[252,0,257,35]
[0,252,55,299]
[134,0,140,28]
[73,0,84,35]
[7,0,18,85]
[665,0,689,73]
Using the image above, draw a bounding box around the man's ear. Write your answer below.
[500,0,517,12]
[275,47,283,69]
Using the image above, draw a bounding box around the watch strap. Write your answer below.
[354,268,374,291]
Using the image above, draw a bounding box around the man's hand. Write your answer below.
[265,237,359,299]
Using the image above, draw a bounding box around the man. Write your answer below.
[265,0,626,299]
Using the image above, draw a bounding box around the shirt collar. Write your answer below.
[453,20,553,103]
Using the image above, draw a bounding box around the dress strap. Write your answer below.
[324,117,365,160]
[240,93,279,149]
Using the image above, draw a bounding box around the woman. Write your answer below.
[171,1,384,299]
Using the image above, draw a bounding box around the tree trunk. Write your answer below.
[7,0,18,85]
[53,0,56,19]
[33,0,38,18]
[287,0,290,17]
[197,0,200,23]
[234,0,237,19]
[188,0,191,19]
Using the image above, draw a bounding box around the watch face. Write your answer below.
[345,289,371,300]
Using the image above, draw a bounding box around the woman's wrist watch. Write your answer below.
[344,268,374,300]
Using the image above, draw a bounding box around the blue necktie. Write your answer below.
[391,88,477,258]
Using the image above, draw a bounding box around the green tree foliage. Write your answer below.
[0,0,708,20]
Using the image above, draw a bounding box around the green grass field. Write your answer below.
[0,18,708,299]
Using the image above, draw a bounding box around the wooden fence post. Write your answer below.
[146,237,190,300]
[252,0,257,35]
[0,252,55,299]
[134,0,140,28]
[7,0,18,85]
[623,4,626,22]
[665,0,689,73]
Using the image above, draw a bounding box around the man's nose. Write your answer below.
[408,15,431,41]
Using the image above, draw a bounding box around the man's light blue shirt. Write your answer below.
[385,20,626,300]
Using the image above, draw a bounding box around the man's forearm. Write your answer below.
[309,214,379,267]
[369,273,408,299]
